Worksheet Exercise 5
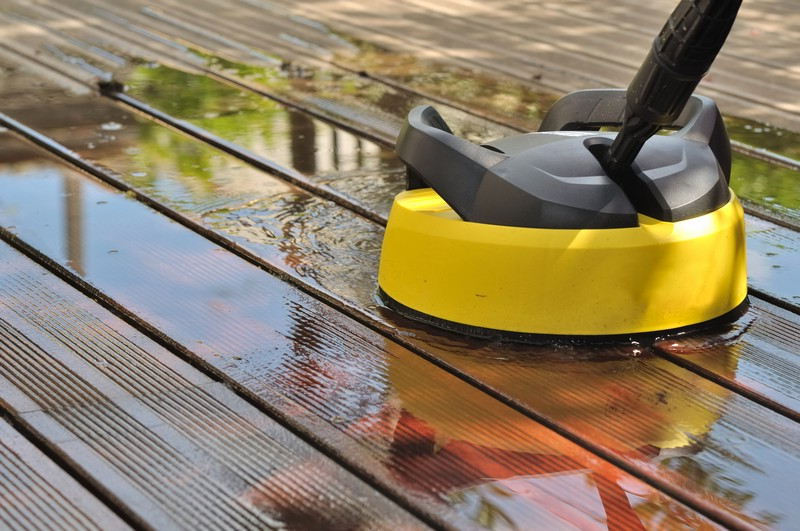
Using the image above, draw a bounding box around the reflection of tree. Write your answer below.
[63,173,85,276]
[289,111,316,175]
[122,63,394,206]
[125,64,284,189]
[730,154,800,221]
[126,55,800,223]
[334,38,559,132]
[725,117,800,161]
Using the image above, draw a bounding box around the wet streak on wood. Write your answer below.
[86,0,800,229]
[108,86,800,314]
[0,98,795,530]
[0,417,131,531]
[0,246,421,529]
[0,135,727,528]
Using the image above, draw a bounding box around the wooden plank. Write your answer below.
[398,0,800,115]
[656,298,800,420]
[0,131,718,531]
[0,243,421,529]
[260,0,800,131]
[103,0,800,176]
[2,78,798,529]
[0,418,130,531]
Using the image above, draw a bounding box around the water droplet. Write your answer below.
[101,121,123,131]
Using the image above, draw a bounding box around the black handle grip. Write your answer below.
[607,0,742,173]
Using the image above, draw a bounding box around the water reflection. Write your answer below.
[122,61,800,226]
[281,302,721,528]
[63,173,85,275]
[124,63,394,176]
[381,340,734,529]
[4,126,797,528]
[428,338,797,527]
[730,153,800,223]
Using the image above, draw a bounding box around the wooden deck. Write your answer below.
[0,0,798,529]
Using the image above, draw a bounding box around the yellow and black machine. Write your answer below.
[379,0,747,341]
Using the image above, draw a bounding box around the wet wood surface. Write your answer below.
[0,0,799,529]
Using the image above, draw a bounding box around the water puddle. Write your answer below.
[725,116,800,162]
[124,63,395,174]
[0,134,720,530]
[731,153,800,224]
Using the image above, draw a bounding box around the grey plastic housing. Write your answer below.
[395,89,731,229]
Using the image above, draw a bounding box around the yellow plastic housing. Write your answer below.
[378,188,747,336]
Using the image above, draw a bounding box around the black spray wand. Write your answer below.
[605,0,742,178]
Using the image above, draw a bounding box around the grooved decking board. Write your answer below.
[263,0,800,131]
[0,248,421,529]
[0,136,717,531]
[1,94,799,529]
[0,418,130,531]
[655,298,800,419]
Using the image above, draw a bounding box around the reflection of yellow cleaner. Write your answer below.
[385,344,738,528]
[389,345,737,456]
[378,0,746,341]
